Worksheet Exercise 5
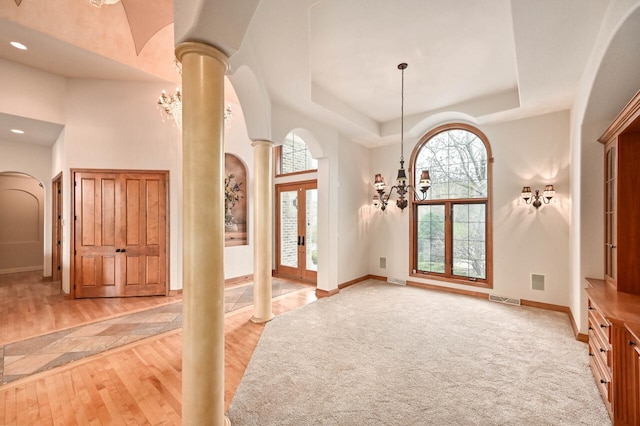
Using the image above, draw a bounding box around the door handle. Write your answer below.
[301,236,305,246]
[115,248,121,253]
[121,249,126,253]
[297,236,301,246]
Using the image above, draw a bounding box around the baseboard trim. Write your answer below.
[406,280,489,299]
[338,274,374,289]
[316,288,339,298]
[520,299,569,313]
[0,266,44,275]
[168,274,254,295]
[567,307,589,343]
[368,274,387,282]
[225,274,254,288]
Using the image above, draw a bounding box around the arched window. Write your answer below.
[276,132,318,176]
[410,123,493,287]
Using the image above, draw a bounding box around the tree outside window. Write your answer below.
[410,124,492,287]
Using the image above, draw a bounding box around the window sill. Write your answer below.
[410,271,493,289]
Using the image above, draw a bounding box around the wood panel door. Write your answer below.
[276,181,318,283]
[73,170,167,298]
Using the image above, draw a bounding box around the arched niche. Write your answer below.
[224,153,248,246]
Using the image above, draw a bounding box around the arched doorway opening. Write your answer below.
[0,172,45,274]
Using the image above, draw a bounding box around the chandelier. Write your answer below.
[373,63,430,211]
[157,59,233,130]
[89,0,120,7]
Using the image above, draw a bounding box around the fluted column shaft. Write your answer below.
[176,41,230,426]
[251,140,275,324]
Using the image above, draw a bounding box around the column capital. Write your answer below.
[251,139,275,148]
[175,42,229,72]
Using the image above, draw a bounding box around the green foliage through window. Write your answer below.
[413,126,490,283]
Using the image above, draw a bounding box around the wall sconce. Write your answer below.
[521,185,555,208]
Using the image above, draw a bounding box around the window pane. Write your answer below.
[415,129,488,200]
[452,203,486,279]
[280,190,298,268]
[279,132,317,175]
[305,189,318,272]
[416,205,445,273]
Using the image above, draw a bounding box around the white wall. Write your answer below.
[369,111,571,306]
[337,134,371,283]
[0,139,53,276]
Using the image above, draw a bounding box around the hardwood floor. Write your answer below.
[0,271,180,346]
[0,271,317,424]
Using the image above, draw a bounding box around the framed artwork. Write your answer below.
[224,153,248,246]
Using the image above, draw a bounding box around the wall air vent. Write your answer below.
[488,294,521,306]
[387,277,406,286]
[531,273,545,291]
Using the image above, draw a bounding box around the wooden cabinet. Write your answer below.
[586,283,640,425]
[587,90,640,424]
[598,90,640,294]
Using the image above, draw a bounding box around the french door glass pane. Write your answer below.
[452,203,486,279]
[305,189,318,272]
[416,204,445,273]
[280,190,298,268]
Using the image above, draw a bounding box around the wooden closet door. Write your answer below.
[74,170,167,298]
[74,172,120,298]
[120,173,166,296]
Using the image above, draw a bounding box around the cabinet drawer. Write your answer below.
[588,326,612,369]
[588,302,611,342]
[589,341,612,406]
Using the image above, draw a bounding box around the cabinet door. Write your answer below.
[635,345,640,424]
[604,140,617,287]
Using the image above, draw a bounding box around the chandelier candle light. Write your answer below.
[521,185,555,209]
[157,58,233,130]
[373,63,431,211]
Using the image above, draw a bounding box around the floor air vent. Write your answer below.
[488,294,521,306]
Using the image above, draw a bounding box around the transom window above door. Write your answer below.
[276,132,318,176]
[410,124,493,288]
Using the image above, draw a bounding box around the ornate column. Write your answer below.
[251,140,275,323]
[176,41,230,426]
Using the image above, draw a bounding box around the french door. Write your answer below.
[276,181,318,283]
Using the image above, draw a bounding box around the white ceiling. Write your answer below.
[0,0,610,147]
[246,0,609,146]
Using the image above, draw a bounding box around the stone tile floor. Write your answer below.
[0,279,308,384]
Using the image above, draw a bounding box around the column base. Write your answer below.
[250,313,275,324]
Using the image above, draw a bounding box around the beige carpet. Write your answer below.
[228,280,610,425]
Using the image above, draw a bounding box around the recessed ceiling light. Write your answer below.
[10,129,25,134]
[10,41,27,50]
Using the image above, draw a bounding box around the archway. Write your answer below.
[0,172,45,274]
